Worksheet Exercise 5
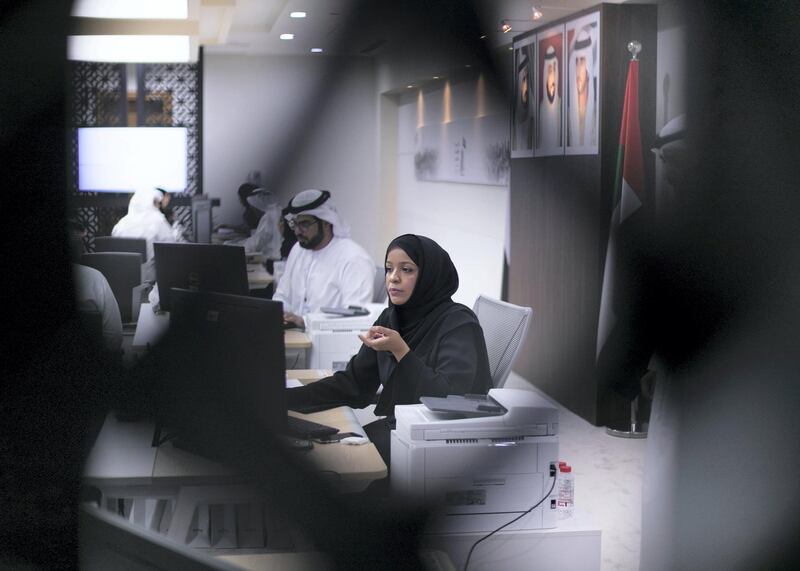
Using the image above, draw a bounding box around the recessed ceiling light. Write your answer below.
[407,85,414,89]
[501,20,512,33]
[290,11,307,18]
[480,35,487,40]
[465,64,472,68]
[280,33,294,40]
[311,48,323,53]
[433,76,440,79]
[532,6,544,20]
[71,0,188,19]
[68,35,190,62]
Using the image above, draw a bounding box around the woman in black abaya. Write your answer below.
[286,234,492,463]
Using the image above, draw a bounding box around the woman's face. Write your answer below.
[385,247,419,306]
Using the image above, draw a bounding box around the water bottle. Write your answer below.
[557,464,574,520]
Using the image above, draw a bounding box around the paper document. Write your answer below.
[285,378,303,388]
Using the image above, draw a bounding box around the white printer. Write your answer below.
[390,388,559,534]
[305,303,385,371]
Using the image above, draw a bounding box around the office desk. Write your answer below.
[132,303,312,366]
[246,262,273,289]
[84,404,387,546]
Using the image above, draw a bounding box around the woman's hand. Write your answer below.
[358,326,410,362]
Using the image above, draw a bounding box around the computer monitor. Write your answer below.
[191,195,213,243]
[153,243,249,311]
[154,288,287,456]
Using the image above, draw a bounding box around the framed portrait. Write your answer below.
[535,24,565,157]
[565,10,601,155]
[511,33,536,158]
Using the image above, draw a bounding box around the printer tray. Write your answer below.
[420,394,507,417]
[320,306,370,317]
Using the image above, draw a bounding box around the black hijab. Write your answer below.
[385,234,459,346]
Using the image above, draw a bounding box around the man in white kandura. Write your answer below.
[111,187,180,282]
[274,189,375,330]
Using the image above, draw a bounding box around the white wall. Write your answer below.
[203,54,382,261]
[204,49,509,298]
[391,78,508,308]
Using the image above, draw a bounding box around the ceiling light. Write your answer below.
[501,20,512,33]
[532,6,543,20]
[311,48,323,53]
[480,34,487,39]
[407,85,414,89]
[433,76,440,79]
[67,35,190,62]
[290,11,307,18]
[71,0,188,19]
[280,33,294,40]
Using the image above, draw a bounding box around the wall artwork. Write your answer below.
[511,34,536,158]
[565,11,601,155]
[536,25,565,157]
[414,114,510,186]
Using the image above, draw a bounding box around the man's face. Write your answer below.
[519,66,529,107]
[546,62,556,102]
[293,215,326,250]
[575,56,588,95]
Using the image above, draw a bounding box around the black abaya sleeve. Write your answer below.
[285,342,382,413]
[375,322,490,416]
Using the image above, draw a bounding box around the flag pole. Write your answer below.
[605,39,649,439]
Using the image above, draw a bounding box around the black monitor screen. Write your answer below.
[157,288,287,450]
[153,243,249,311]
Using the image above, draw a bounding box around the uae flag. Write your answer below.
[595,58,646,398]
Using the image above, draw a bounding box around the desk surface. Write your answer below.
[246,262,273,288]
[132,303,311,350]
[84,396,386,493]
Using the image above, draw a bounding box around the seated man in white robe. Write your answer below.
[111,187,178,283]
[274,189,375,329]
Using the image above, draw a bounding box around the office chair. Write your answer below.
[472,295,532,388]
[94,236,147,262]
[80,252,144,324]
[372,266,388,303]
[77,308,103,343]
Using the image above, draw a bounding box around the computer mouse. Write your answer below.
[340,436,369,446]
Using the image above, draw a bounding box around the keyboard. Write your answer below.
[284,415,339,439]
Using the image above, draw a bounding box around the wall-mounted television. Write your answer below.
[77,127,187,193]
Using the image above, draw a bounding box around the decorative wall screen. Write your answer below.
[68,61,201,248]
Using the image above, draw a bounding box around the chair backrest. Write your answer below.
[372,266,388,303]
[472,295,532,388]
[81,252,143,323]
[94,236,147,262]
[77,308,103,343]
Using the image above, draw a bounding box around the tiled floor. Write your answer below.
[505,373,646,571]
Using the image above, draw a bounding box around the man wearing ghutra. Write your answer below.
[286,234,492,464]
[568,26,597,147]
[274,189,375,329]
[538,44,562,149]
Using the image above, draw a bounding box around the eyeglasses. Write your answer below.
[287,217,319,231]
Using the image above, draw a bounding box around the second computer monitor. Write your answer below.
[153,242,249,311]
